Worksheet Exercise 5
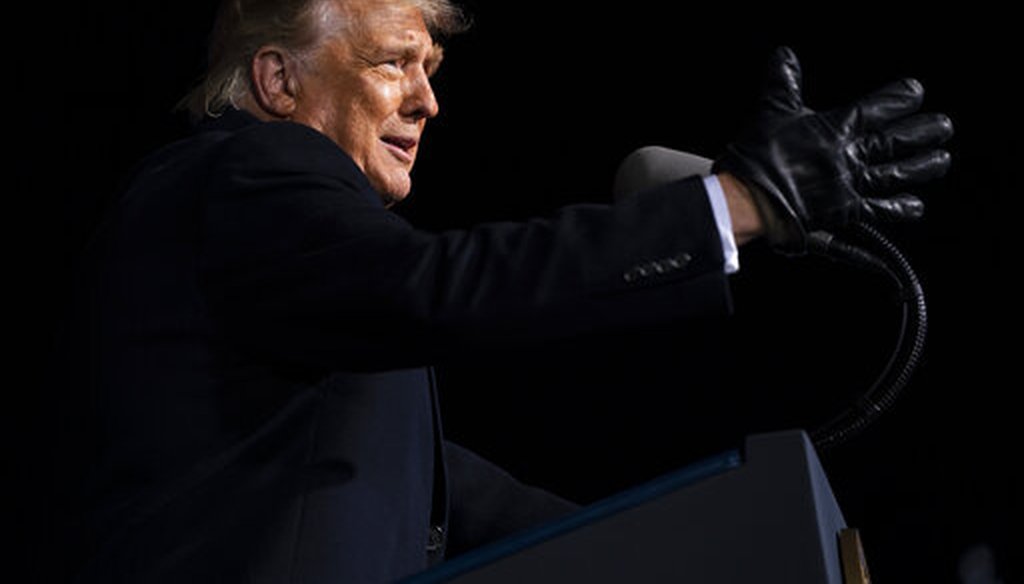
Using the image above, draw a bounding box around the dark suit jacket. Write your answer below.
[48,108,732,583]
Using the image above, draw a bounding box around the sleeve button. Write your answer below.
[669,253,692,269]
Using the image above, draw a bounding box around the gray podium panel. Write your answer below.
[402,430,849,584]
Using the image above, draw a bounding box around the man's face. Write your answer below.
[295,0,442,206]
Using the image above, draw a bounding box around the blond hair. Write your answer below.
[178,0,469,120]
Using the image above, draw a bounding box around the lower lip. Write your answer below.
[381,140,414,163]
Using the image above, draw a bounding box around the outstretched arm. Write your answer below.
[199,120,734,373]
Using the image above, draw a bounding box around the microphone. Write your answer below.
[612,146,713,202]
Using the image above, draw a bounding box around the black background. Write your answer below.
[11,1,1019,582]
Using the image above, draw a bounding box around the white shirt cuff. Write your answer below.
[702,174,739,274]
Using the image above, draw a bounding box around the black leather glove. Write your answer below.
[712,46,954,252]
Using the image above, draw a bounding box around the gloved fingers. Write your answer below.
[862,194,925,222]
[858,113,955,162]
[862,149,953,193]
[832,78,926,134]
[756,46,807,119]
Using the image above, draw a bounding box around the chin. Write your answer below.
[369,172,413,207]
[374,184,411,208]
[381,192,407,208]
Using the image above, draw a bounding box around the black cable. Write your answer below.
[805,223,928,451]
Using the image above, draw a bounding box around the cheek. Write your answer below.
[345,86,400,149]
[360,77,404,122]
[331,106,378,166]
[378,82,403,106]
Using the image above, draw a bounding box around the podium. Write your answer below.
[402,430,870,583]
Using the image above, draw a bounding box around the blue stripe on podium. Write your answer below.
[402,449,744,583]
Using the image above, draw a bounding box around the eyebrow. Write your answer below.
[425,45,444,76]
[378,40,444,75]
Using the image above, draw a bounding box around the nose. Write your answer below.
[402,66,439,121]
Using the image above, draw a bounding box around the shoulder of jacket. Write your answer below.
[217,120,371,190]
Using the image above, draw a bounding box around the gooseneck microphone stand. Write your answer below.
[612,146,929,452]
[806,223,928,451]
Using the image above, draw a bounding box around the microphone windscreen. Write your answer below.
[612,146,714,202]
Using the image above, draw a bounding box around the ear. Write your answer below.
[249,47,301,118]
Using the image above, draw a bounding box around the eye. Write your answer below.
[381,59,404,72]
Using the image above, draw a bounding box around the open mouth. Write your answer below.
[381,136,417,163]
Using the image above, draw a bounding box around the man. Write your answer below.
[48,0,953,582]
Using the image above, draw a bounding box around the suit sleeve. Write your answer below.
[198,121,733,372]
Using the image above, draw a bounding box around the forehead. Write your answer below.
[326,0,433,48]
